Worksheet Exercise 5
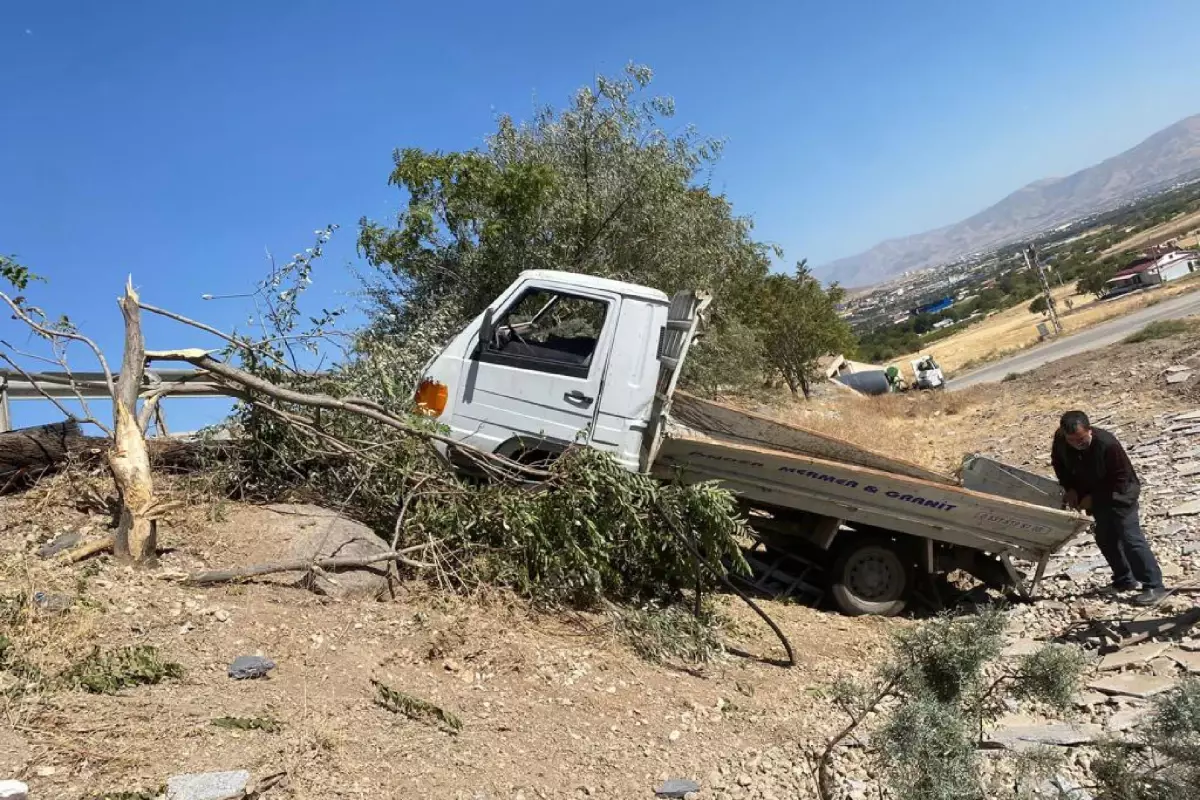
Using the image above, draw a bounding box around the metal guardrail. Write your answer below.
[0,368,223,432]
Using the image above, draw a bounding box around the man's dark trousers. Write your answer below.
[1092,501,1164,589]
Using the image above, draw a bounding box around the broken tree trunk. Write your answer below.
[108,279,159,565]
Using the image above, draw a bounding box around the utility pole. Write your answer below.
[1025,244,1062,335]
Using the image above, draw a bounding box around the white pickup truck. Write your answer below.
[414,270,1089,615]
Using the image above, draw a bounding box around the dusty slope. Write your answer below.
[4,325,1200,799]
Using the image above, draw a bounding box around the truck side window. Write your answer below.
[476,289,609,379]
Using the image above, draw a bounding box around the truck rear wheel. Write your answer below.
[830,535,914,617]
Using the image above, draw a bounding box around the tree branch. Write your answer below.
[144,349,549,480]
[183,543,435,585]
[0,289,116,398]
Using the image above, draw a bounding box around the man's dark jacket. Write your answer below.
[1051,426,1140,509]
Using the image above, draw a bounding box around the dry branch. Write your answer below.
[59,535,115,564]
[144,349,549,481]
[183,543,434,585]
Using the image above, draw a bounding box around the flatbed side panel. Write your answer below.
[655,436,1089,561]
[959,454,1064,510]
[671,392,955,486]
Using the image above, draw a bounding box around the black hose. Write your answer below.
[668,519,796,668]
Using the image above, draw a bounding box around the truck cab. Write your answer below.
[417,270,671,471]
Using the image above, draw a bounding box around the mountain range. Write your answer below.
[817,113,1200,287]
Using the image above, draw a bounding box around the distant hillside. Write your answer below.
[818,114,1200,287]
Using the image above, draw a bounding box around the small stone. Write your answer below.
[1089,674,1178,699]
[668,730,681,742]
[227,655,276,680]
[1098,641,1171,671]
[655,778,700,798]
[737,774,752,787]
[165,771,251,800]
[214,609,230,623]
[37,532,81,558]
[1167,371,1193,385]
[33,766,54,777]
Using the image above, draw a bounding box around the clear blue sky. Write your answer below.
[3,0,1200,429]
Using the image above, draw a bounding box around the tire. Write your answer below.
[830,535,915,617]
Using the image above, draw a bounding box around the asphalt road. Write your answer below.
[949,288,1200,389]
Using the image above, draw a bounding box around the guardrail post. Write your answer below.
[0,374,10,432]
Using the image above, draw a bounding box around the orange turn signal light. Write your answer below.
[414,378,448,417]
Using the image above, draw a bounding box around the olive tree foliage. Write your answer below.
[1092,678,1200,799]
[357,64,804,395]
[817,609,1087,800]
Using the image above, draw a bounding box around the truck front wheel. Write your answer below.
[830,535,914,617]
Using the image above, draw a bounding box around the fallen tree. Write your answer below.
[0,421,216,489]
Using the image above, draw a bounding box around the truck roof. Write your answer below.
[519,270,670,303]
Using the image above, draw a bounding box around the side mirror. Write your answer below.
[479,307,495,349]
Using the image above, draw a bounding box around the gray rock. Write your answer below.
[228,655,276,680]
[1165,649,1200,673]
[986,722,1100,750]
[1107,706,1151,732]
[166,770,250,800]
[1098,641,1171,671]
[1168,499,1200,517]
[656,778,700,798]
[1089,674,1177,698]
[1039,775,1094,800]
[1167,371,1194,385]
[36,531,81,558]
[265,504,393,599]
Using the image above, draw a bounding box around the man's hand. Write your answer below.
[1079,495,1093,512]
[1064,489,1079,509]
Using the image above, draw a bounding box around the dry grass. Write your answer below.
[1101,207,1200,257]
[892,276,1200,377]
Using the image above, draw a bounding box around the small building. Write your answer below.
[1105,250,1199,294]
[1150,250,1199,283]
[932,318,957,330]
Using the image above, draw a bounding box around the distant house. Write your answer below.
[1151,250,1199,283]
[1106,250,1199,293]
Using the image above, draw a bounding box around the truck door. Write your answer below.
[450,281,619,460]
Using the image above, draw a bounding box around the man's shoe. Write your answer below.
[1100,581,1139,597]
[1131,587,1171,607]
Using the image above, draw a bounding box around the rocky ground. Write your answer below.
[2,325,1200,800]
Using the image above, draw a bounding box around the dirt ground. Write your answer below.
[891,274,1200,378]
[4,325,1200,799]
[0,494,893,800]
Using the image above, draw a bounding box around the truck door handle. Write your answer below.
[564,390,594,406]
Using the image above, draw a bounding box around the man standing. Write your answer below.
[1052,410,1168,606]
